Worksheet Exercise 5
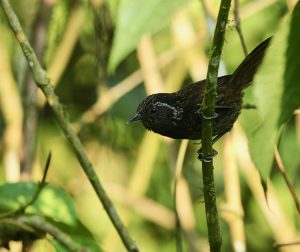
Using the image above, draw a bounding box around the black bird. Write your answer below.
[128,38,271,144]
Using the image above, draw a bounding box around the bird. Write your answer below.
[128,38,271,149]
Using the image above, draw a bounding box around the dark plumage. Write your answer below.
[128,38,271,142]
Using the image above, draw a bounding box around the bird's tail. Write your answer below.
[229,37,271,91]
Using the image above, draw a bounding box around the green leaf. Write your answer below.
[279,3,300,124]
[108,0,189,72]
[241,3,300,180]
[0,182,77,226]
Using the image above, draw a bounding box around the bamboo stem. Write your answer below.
[199,0,232,251]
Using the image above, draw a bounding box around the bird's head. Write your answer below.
[128,94,183,132]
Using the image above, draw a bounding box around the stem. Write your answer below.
[200,0,232,251]
[233,0,248,56]
[0,1,138,251]
[21,0,53,178]
[173,139,189,251]
[17,215,84,251]
[173,179,183,252]
[274,147,300,215]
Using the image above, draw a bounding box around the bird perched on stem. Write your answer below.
[128,38,271,150]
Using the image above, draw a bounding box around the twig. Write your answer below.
[18,152,52,213]
[199,0,232,251]
[222,135,245,252]
[21,0,53,178]
[273,241,300,248]
[16,215,87,251]
[46,6,83,88]
[173,140,189,252]
[240,0,277,19]
[233,0,248,56]
[0,1,138,251]
[200,0,228,76]
[173,179,183,252]
[274,147,300,215]
[0,152,52,219]
[0,27,23,182]
[78,69,143,126]
[137,35,165,94]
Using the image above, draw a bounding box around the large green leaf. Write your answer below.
[279,3,300,124]
[0,182,77,226]
[241,3,300,180]
[108,0,189,71]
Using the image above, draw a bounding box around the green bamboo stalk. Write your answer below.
[0,1,138,251]
[200,0,232,251]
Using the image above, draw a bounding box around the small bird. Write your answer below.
[128,38,271,145]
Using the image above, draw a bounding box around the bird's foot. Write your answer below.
[242,103,256,109]
[197,148,218,162]
[200,112,219,120]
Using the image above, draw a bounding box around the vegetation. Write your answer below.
[0,0,299,251]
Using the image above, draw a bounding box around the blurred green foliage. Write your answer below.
[0,0,299,251]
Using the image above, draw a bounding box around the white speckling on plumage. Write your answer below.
[153,102,183,120]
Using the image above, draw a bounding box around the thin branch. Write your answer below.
[173,179,183,252]
[21,0,53,178]
[0,1,138,251]
[16,215,87,251]
[200,0,228,76]
[18,152,52,213]
[234,0,248,56]
[0,27,23,182]
[273,241,300,249]
[47,6,83,88]
[199,0,232,251]
[0,152,52,218]
[173,140,189,252]
[222,135,245,252]
[274,147,300,215]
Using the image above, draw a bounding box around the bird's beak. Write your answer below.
[127,112,142,124]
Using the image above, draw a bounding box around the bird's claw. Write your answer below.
[242,103,256,109]
[201,112,219,120]
[197,148,218,161]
